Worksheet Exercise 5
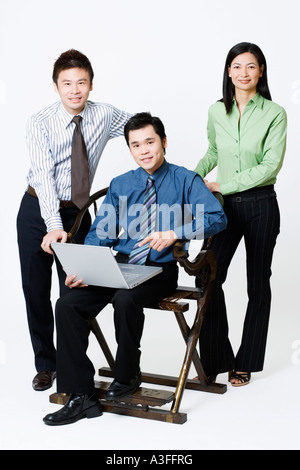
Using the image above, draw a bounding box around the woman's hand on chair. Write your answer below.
[204,180,221,193]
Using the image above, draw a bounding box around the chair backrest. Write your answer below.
[67,187,109,242]
[67,187,223,288]
[68,187,223,243]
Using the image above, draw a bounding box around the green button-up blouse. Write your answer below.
[195,93,287,195]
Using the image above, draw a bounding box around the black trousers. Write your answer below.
[55,258,178,394]
[16,191,91,372]
[198,186,280,376]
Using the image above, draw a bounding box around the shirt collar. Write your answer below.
[232,92,264,110]
[58,101,91,129]
[137,159,169,189]
[250,93,264,109]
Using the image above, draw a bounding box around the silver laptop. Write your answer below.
[51,242,162,289]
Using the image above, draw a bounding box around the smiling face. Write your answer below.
[54,67,93,115]
[128,125,167,175]
[228,52,264,96]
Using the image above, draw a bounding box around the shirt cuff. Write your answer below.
[219,181,235,195]
[45,216,64,233]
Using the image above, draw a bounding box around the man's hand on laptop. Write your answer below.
[140,230,178,252]
[41,230,68,254]
[65,274,88,289]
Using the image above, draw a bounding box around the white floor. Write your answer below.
[0,241,299,452]
[1,358,299,451]
[1,289,299,452]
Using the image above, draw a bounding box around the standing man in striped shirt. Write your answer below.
[17,49,131,391]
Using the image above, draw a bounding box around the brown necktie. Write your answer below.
[71,115,90,209]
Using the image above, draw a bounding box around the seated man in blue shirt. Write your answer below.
[43,112,227,426]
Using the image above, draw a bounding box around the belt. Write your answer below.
[224,185,276,203]
[27,186,76,208]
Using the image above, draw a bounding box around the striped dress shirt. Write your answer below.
[26,100,131,232]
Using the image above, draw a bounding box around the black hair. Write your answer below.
[52,49,94,85]
[222,42,272,113]
[124,112,167,153]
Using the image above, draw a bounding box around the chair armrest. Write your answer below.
[171,188,223,284]
[171,188,222,279]
[172,240,216,283]
[67,187,109,243]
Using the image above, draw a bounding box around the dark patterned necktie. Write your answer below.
[71,115,90,209]
[128,176,157,265]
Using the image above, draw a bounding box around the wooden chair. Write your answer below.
[50,188,227,424]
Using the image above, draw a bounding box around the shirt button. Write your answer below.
[234,155,238,159]
[236,170,239,173]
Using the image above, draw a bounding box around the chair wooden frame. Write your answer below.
[50,188,226,424]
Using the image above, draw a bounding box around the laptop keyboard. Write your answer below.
[124,273,141,282]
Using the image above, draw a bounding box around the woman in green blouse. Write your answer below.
[195,42,287,386]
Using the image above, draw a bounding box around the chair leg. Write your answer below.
[170,279,222,414]
[169,296,206,414]
[174,311,208,385]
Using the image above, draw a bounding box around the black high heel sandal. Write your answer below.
[230,371,251,387]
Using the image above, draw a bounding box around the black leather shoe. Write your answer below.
[105,372,142,400]
[32,371,56,391]
[43,392,102,426]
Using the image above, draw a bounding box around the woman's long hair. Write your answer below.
[222,42,272,113]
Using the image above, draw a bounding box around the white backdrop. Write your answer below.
[0,0,299,450]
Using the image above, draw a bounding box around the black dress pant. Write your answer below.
[17,191,91,372]
[198,186,280,376]
[55,259,178,394]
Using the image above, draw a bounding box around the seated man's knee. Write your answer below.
[55,291,77,323]
[112,290,136,309]
[112,290,144,324]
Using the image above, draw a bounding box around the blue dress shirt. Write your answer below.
[85,160,227,263]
